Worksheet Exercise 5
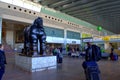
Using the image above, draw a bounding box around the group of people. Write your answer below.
[0,42,102,80]
[46,45,63,55]
[0,42,118,80]
[67,46,80,56]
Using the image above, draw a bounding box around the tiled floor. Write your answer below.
[2,53,120,80]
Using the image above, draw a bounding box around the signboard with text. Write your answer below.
[93,35,120,42]
[82,33,92,38]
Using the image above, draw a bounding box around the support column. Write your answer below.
[79,32,82,51]
[6,23,14,48]
[0,17,2,44]
[63,28,67,54]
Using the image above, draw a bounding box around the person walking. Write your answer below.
[0,44,7,80]
[82,42,101,80]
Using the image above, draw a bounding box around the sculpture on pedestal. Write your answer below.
[23,17,46,57]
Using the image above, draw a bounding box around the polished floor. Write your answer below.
[2,53,120,80]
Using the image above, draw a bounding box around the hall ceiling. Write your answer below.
[31,0,120,34]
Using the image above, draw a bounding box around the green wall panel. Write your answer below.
[41,7,95,29]
[44,26,64,38]
[67,30,80,39]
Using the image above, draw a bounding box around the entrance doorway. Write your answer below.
[2,19,29,52]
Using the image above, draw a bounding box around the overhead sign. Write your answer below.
[93,35,120,42]
[82,33,92,38]
[67,39,81,44]
[102,36,110,41]
[110,35,120,40]
[72,41,76,44]
[83,39,93,42]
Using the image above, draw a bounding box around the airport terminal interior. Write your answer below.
[0,0,120,80]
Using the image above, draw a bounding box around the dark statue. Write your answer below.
[23,17,46,57]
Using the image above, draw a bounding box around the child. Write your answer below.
[0,44,7,80]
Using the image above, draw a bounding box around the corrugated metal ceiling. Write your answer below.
[31,0,120,34]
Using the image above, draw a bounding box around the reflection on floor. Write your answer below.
[3,53,120,80]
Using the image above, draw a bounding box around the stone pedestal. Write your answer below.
[15,54,57,72]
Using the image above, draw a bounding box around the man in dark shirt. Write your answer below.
[85,42,93,61]
[82,42,101,80]
[0,44,7,80]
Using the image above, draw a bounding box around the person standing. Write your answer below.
[0,44,7,80]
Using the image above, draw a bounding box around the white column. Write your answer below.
[6,23,14,48]
[0,17,2,43]
[64,29,67,45]
[79,31,82,51]
[63,28,67,54]
[81,32,84,51]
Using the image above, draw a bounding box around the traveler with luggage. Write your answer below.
[82,42,101,80]
[54,47,63,63]
[110,48,118,61]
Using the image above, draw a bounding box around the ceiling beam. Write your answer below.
[32,0,41,3]
[74,17,119,30]
[40,0,61,5]
[61,0,107,12]
[48,0,76,8]
[77,15,119,34]
[67,1,120,15]
[70,8,120,18]
[56,0,94,10]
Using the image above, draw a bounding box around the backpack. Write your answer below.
[91,45,101,61]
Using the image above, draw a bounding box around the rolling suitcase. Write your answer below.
[82,61,100,80]
[57,57,62,63]
[57,53,63,63]
[111,54,118,61]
